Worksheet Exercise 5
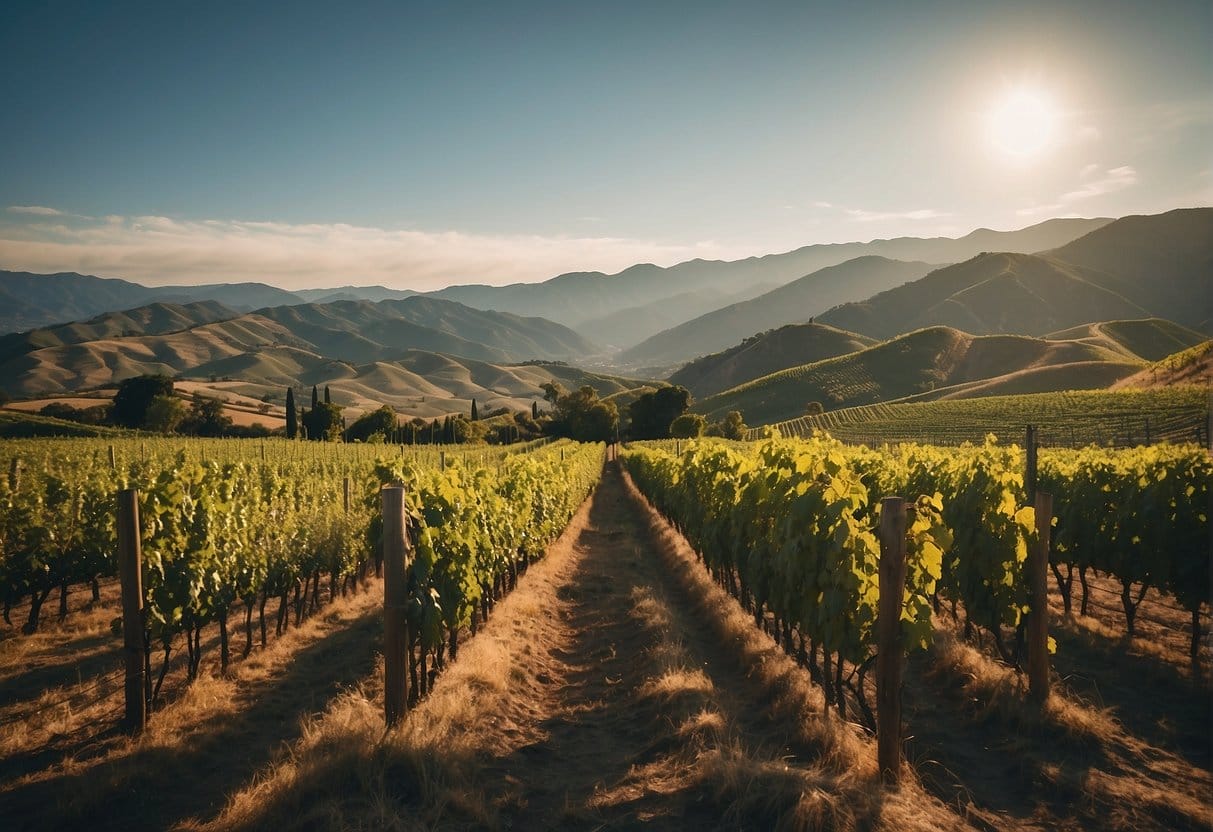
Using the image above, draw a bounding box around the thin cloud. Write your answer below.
[1060,165,1137,202]
[0,213,740,290]
[844,207,952,223]
[1017,165,1138,217]
[8,205,64,216]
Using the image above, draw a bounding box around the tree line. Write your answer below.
[28,373,746,444]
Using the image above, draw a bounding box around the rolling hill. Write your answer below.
[174,351,651,421]
[0,300,240,366]
[668,322,875,398]
[692,325,1146,425]
[1044,318,1208,363]
[621,256,935,366]
[0,295,604,400]
[1111,339,1213,390]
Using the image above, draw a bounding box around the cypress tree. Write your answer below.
[532,400,539,419]
[285,388,297,439]
[311,385,319,409]
[324,385,331,404]
[471,398,479,421]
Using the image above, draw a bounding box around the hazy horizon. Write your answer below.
[1,0,1209,291]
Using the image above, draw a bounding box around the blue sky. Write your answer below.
[0,0,1209,289]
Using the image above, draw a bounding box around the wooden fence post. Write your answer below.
[343,476,351,514]
[117,488,147,733]
[1028,491,1053,704]
[439,450,446,471]
[382,485,410,726]
[877,496,908,786]
[108,445,116,471]
[1024,424,1037,503]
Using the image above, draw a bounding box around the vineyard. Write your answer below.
[0,431,1209,830]
[757,385,1209,446]
[623,435,1208,717]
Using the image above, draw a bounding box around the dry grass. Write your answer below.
[618,466,972,832]
[0,582,385,831]
[187,490,600,831]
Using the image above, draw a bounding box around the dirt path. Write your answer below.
[461,463,948,831]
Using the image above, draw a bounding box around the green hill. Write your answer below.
[758,387,1208,447]
[668,322,875,398]
[1044,318,1208,362]
[693,326,1142,425]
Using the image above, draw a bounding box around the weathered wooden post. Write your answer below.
[1024,424,1037,503]
[343,476,351,514]
[8,457,20,490]
[382,485,410,726]
[877,497,908,786]
[439,450,446,471]
[117,488,147,733]
[1028,491,1053,704]
[108,444,117,471]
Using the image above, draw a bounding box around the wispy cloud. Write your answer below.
[0,211,741,290]
[843,207,952,223]
[1060,165,1138,202]
[1016,164,1138,217]
[8,205,65,216]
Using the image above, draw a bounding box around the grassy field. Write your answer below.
[756,386,1209,446]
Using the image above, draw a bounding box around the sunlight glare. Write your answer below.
[986,86,1059,158]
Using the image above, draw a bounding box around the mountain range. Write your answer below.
[0,215,1110,341]
[0,208,1207,428]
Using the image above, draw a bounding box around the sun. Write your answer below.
[986,86,1059,158]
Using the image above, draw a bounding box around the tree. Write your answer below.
[285,388,298,439]
[311,385,319,409]
[181,395,233,437]
[324,385,331,404]
[144,394,186,433]
[347,405,398,443]
[627,386,692,440]
[806,401,824,416]
[542,384,618,442]
[531,400,539,419]
[718,410,747,440]
[301,401,343,441]
[670,413,706,438]
[111,375,175,428]
[470,398,479,421]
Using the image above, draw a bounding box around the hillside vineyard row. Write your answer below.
[622,435,1210,719]
[0,438,604,718]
